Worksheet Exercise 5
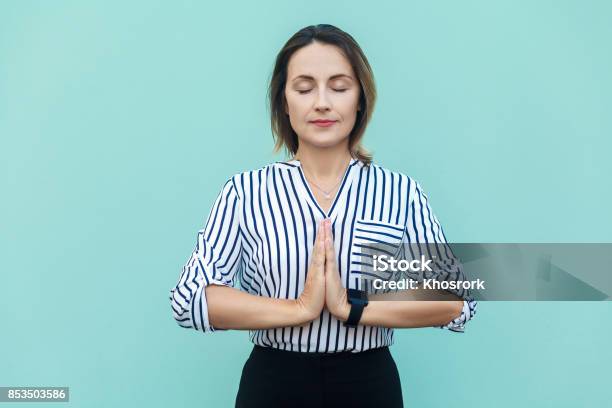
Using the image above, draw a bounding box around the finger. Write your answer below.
[314,219,325,247]
[324,220,337,271]
[325,219,334,247]
[319,219,328,248]
[311,220,325,268]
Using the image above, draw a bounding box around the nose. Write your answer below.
[314,86,331,112]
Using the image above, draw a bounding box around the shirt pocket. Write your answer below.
[350,218,406,284]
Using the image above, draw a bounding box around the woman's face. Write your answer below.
[284,41,361,150]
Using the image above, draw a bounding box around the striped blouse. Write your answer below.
[169,158,477,353]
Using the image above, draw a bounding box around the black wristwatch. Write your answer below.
[343,288,369,327]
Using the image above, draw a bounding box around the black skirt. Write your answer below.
[235,344,404,408]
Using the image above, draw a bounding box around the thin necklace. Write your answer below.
[304,172,342,200]
[299,159,348,200]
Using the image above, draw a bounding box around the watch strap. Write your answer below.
[344,302,365,327]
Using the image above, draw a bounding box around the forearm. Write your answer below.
[335,289,464,328]
[206,284,309,330]
[359,299,463,328]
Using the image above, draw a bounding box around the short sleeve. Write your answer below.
[406,180,477,333]
[169,177,243,333]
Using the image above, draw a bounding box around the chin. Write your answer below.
[303,134,348,148]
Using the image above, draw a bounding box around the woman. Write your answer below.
[170,24,477,408]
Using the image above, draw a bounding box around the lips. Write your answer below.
[310,119,337,127]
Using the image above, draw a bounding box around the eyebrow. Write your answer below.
[291,74,354,83]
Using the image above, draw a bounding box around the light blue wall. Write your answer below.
[1,1,610,407]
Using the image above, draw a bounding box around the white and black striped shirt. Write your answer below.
[170,158,477,353]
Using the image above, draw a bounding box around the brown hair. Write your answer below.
[268,24,376,166]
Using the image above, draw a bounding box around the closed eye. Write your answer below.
[297,89,348,94]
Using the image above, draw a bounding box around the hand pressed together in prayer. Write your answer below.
[295,218,350,322]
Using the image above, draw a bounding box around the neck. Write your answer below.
[293,143,353,182]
